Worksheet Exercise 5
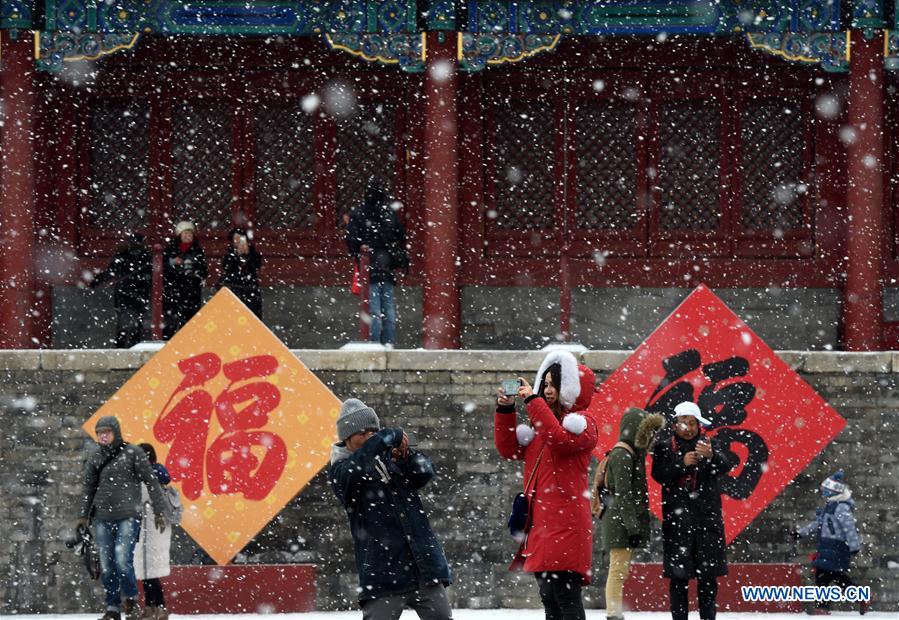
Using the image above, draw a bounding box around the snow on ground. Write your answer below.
[8,612,894,620]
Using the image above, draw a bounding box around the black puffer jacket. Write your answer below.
[329,429,452,603]
[92,236,152,310]
[219,246,263,317]
[345,187,407,284]
[650,426,738,579]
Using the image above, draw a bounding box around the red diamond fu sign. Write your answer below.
[589,284,845,544]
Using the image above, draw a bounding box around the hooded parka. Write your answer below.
[600,409,665,550]
[494,354,599,584]
[328,428,452,603]
[798,495,860,572]
[80,416,167,522]
[650,425,738,579]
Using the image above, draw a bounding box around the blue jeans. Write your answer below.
[94,517,141,610]
[369,281,396,345]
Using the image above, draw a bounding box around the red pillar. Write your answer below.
[0,31,37,348]
[421,32,461,349]
[152,244,164,340]
[843,30,885,351]
[560,245,572,341]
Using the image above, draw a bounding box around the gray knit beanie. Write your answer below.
[337,398,380,443]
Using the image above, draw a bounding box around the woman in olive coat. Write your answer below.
[595,408,664,620]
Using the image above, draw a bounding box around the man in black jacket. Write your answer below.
[345,184,407,347]
[90,234,152,348]
[328,398,452,620]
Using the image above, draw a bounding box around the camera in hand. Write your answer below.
[501,379,521,396]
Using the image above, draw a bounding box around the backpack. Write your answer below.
[591,441,635,519]
[162,485,183,525]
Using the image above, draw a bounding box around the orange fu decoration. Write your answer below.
[83,288,341,565]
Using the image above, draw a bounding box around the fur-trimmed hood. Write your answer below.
[533,350,595,411]
[617,408,665,450]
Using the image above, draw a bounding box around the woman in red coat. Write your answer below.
[495,350,599,620]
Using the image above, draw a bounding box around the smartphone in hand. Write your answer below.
[501,379,521,396]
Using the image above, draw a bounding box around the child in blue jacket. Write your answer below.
[794,471,868,615]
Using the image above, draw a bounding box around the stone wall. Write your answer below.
[52,286,840,351]
[1,350,897,613]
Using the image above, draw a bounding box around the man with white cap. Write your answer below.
[328,398,452,620]
[651,401,737,620]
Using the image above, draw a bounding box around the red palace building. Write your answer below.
[1,1,897,350]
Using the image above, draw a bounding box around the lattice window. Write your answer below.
[740,98,806,233]
[254,100,315,229]
[575,101,638,230]
[172,101,233,230]
[492,102,555,230]
[335,101,396,224]
[88,100,150,230]
[657,100,721,232]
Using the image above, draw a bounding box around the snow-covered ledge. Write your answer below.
[0,349,895,373]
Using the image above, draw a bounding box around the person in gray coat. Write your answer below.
[75,416,168,620]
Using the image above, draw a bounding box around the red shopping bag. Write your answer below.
[351,263,362,296]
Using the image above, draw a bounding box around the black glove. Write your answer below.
[628,534,642,548]
[154,513,166,533]
[790,530,802,541]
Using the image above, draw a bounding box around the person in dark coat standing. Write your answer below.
[328,398,452,620]
[90,233,152,348]
[162,221,208,340]
[345,183,408,347]
[217,227,263,318]
[651,401,738,620]
[595,408,664,620]
[75,416,168,620]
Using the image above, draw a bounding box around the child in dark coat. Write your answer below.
[795,471,869,615]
